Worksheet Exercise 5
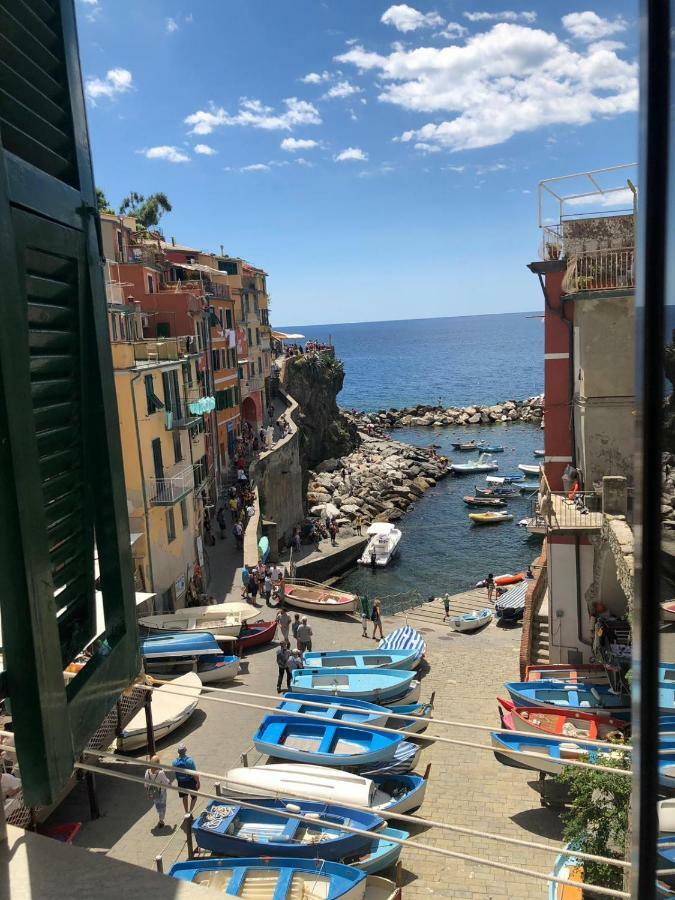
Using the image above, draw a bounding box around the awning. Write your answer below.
[272,331,305,341]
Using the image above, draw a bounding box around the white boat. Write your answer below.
[450,454,499,475]
[220,764,428,816]
[117,671,201,751]
[534,449,545,458]
[450,608,493,632]
[138,602,259,639]
[659,798,675,832]
[518,464,542,476]
[365,875,400,900]
[283,579,359,614]
[358,524,402,568]
[661,600,675,623]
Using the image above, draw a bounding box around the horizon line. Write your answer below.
[277,310,541,329]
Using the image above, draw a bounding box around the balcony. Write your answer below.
[205,282,230,300]
[193,459,213,493]
[123,243,165,267]
[525,490,603,534]
[132,336,198,364]
[105,281,125,305]
[243,373,265,393]
[148,465,194,505]
[164,409,200,430]
[562,248,635,295]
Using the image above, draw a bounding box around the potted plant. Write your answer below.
[546,242,561,260]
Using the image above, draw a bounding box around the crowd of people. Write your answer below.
[283,340,333,358]
[241,560,285,604]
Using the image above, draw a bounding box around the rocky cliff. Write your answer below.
[282,353,358,477]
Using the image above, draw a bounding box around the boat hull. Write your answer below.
[116,672,201,751]
[497,698,629,740]
[345,827,408,874]
[356,741,420,776]
[302,649,418,671]
[387,702,433,734]
[378,626,426,667]
[283,581,358,614]
[290,667,416,704]
[505,680,630,718]
[490,732,618,776]
[450,609,493,632]
[277,695,389,728]
[237,620,277,651]
[524,664,608,684]
[469,513,513,525]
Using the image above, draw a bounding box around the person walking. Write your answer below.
[233,521,244,549]
[328,521,338,547]
[361,611,369,638]
[486,573,495,603]
[277,607,291,643]
[241,564,250,599]
[263,571,273,605]
[276,641,291,692]
[249,571,259,604]
[371,599,384,641]
[354,514,363,536]
[291,613,301,647]
[296,616,313,652]
[144,755,170,829]
[172,743,200,814]
[442,593,451,621]
[216,506,227,540]
[229,495,239,522]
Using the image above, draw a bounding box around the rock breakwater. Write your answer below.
[306,432,449,528]
[342,395,544,431]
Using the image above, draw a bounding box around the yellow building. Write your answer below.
[110,334,206,610]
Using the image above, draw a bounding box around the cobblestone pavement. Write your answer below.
[50,601,560,896]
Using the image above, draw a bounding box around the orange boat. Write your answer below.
[497,697,629,741]
[476,572,525,587]
[524,663,608,684]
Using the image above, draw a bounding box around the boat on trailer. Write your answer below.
[283,579,359,614]
[169,857,368,900]
[358,523,402,568]
[302,648,419,671]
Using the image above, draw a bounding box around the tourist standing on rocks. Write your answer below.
[276,607,291,643]
[371,599,384,640]
[276,642,291,692]
[296,617,313,652]
[144,755,170,829]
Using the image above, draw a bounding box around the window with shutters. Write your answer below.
[147,273,154,294]
[166,508,176,543]
[226,308,233,328]
[173,429,182,463]
[180,499,188,528]
[145,374,163,415]
[111,314,118,341]
[162,370,173,412]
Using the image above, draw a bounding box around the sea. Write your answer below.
[279,313,545,607]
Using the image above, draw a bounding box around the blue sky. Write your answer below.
[77,1,638,325]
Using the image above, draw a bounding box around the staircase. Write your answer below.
[531,612,550,664]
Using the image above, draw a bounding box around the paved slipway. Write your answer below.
[48,602,559,897]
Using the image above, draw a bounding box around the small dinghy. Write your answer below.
[141,632,240,684]
[192,799,383,859]
[237,620,277,652]
[469,512,513,525]
[253,716,403,767]
[486,473,524,484]
[365,875,400,900]
[463,496,506,508]
[476,573,525,588]
[378,625,426,666]
[169,857,367,900]
[662,601,675,623]
[139,602,259,639]
[534,449,545,458]
[303,648,418,672]
[497,698,629,740]
[356,740,420,776]
[358,523,402,568]
[505,680,631,717]
[525,664,609,684]
[278,694,389,728]
[345,827,409,874]
[291,668,417,704]
[451,440,481,451]
[474,486,520,498]
[481,444,505,453]
[222,764,427,817]
[451,454,499,475]
[518,463,542,477]
[387,699,434,734]
[116,671,201,751]
[548,845,584,899]
[283,580,359,614]
[450,608,493,632]
[490,731,626,775]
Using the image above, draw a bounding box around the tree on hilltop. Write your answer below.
[119,192,172,229]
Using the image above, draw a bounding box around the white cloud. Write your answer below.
[381,4,445,32]
[444,165,466,172]
[85,68,133,103]
[301,71,331,83]
[336,23,637,152]
[322,80,362,100]
[241,163,272,173]
[439,22,469,39]
[280,137,320,152]
[562,11,627,42]
[566,187,634,208]
[194,143,216,155]
[166,17,178,32]
[141,145,190,163]
[185,97,321,134]
[295,157,314,167]
[335,147,368,162]
[78,0,101,22]
[414,142,442,153]
[464,10,537,23]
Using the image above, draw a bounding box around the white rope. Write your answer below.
[73,760,629,898]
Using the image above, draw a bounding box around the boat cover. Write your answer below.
[495,582,527,614]
[378,626,426,661]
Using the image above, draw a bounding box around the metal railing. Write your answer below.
[123,243,164,267]
[563,248,635,294]
[193,460,213,493]
[148,466,195,504]
[529,489,603,531]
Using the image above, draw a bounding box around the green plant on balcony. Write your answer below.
[576,275,595,291]
[546,242,561,260]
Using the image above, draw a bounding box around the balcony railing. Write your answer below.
[526,490,603,533]
[123,243,165,267]
[164,409,200,430]
[562,248,635,294]
[148,465,195,505]
[133,336,199,363]
[193,459,213,493]
[205,282,230,300]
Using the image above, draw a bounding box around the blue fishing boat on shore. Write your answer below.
[169,857,368,900]
[141,632,240,683]
[504,680,631,717]
[192,799,382,859]
[378,625,426,665]
[345,827,409,874]
[490,731,628,775]
[278,694,389,727]
[291,667,417,703]
[302,648,419,671]
[254,715,403,767]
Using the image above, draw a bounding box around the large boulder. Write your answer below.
[316,458,340,473]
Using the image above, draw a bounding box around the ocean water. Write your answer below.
[280,313,543,411]
[279,313,545,606]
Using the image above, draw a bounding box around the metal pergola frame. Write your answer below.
[538,163,638,228]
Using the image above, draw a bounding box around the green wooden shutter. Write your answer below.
[0,0,140,805]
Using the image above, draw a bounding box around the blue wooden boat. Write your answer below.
[291,668,416,703]
[371,772,428,814]
[504,680,631,717]
[278,694,389,728]
[658,837,675,889]
[481,444,504,453]
[490,731,629,775]
[192,799,382,859]
[141,631,240,683]
[387,699,434,734]
[169,857,368,900]
[547,845,583,899]
[344,827,409,874]
[302,648,418,671]
[253,715,403,767]
[356,741,420,776]
[378,625,426,665]
[658,747,675,790]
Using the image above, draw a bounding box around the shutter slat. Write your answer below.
[0,8,61,76]
[31,377,74,405]
[0,88,73,158]
[42,470,81,506]
[0,61,69,131]
[33,400,76,432]
[27,303,74,330]
[0,36,65,104]
[4,1,60,52]
[1,120,75,183]
[30,353,75,380]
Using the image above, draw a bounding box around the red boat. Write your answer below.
[497,697,629,741]
[236,620,277,653]
[524,663,608,683]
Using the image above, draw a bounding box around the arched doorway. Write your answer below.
[242,395,257,426]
